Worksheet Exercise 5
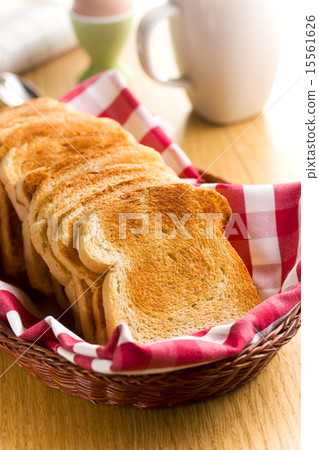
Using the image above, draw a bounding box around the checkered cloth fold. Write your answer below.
[0,70,301,374]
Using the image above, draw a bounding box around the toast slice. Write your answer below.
[46,166,180,342]
[30,165,179,300]
[0,183,25,276]
[0,116,82,279]
[0,98,82,278]
[46,166,179,276]
[28,144,165,224]
[27,145,172,286]
[0,117,135,221]
[22,218,62,296]
[0,108,135,287]
[0,98,134,281]
[30,163,180,342]
[0,97,79,130]
[91,284,106,344]
[76,183,260,344]
[64,277,82,334]
[72,276,96,343]
[0,113,84,160]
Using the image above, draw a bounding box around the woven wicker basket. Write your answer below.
[0,304,300,408]
[0,173,301,408]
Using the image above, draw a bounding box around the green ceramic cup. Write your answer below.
[70,9,134,82]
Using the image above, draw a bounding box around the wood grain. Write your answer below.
[0,1,300,449]
[0,335,300,450]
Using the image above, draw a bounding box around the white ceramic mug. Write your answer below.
[137,0,281,124]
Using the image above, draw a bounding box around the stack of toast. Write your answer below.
[0,98,260,345]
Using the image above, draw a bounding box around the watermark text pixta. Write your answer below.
[118,212,250,240]
[47,210,250,248]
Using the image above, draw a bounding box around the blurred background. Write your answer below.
[0,0,301,183]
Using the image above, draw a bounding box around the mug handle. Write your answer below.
[137,3,190,88]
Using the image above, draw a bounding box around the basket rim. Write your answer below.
[0,302,301,379]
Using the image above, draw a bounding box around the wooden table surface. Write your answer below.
[0,2,300,449]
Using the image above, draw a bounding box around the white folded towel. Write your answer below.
[0,0,77,73]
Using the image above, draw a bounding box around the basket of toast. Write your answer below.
[0,71,301,408]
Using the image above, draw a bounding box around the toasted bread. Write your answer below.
[30,164,180,342]
[27,146,173,287]
[44,166,179,278]
[0,119,135,221]
[0,106,135,288]
[0,102,82,280]
[28,144,165,224]
[0,183,25,276]
[0,97,78,130]
[0,99,261,347]
[72,276,96,343]
[77,183,260,344]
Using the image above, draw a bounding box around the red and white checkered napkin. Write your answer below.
[0,70,301,374]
